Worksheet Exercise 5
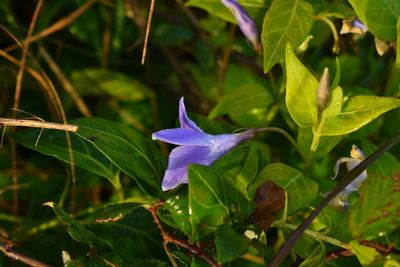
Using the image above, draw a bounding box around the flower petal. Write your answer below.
[162,145,214,191]
[179,97,204,132]
[221,0,260,49]
[152,128,212,146]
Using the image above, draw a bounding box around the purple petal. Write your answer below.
[179,97,204,132]
[221,0,259,49]
[152,128,213,146]
[162,146,215,191]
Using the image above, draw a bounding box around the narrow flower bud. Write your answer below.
[221,0,260,50]
[316,67,330,112]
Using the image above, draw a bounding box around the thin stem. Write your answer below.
[259,127,305,160]
[272,222,352,251]
[0,118,78,132]
[315,15,340,54]
[268,132,400,267]
[146,202,222,267]
[141,0,155,65]
[304,125,322,174]
[0,244,51,267]
[240,253,264,264]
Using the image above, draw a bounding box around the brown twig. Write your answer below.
[38,45,92,117]
[327,241,400,261]
[0,244,51,267]
[141,0,155,65]
[11,0,44,218]
[0,118,78,132]
[146,202,222,267]
[4,0,98,53]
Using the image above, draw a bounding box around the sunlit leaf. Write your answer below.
[263,0,314,73]
[285,44,318,127]
[349,240,379,266]
[320,96,400,136]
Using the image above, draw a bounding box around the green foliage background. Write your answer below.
[0,0,399,266]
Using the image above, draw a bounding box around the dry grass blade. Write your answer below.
[141,0,155,65]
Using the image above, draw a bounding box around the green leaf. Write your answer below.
[14,128,121,188]
[73,117,165,196]
[44,202,109,249]
[91,203,140,224]
[263,0,314,73]
[71,68,154,102]
[349,141,400,240]
[209,83,273,119]
[320,95,400,136]
[285,44,319,127]
[250,163,318,214]
[215,224,250,264]
[186,0,268,24]
[297,127,342,159]
[298,243,326,267]
[164,193,192,235]
[349,240,379,266]
[349,0,400,41]
[188,165,254,241]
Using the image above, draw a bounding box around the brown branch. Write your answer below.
[327,241,400,261]
[0,118,78,132]
[146,202,222,267]
[0,244,51,267]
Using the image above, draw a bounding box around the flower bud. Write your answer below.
[221,0,260,50]
[316,67,330,112]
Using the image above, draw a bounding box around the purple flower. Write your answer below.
[152,97,259,191]
[221,0,260,50]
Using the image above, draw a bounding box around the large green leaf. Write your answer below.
[262,0,314,73]
[285,44,319,127]
[44,202,110,249]
[73,118,165,196]
[71,68,154,101]
[215,224,250,264]
[349,140,400,240]
[320,95,400,136]
[250,163,318,214]
[186,0,268,24]
[14,128,121,188]
[188,165,254,241]
[163,193,192,235]
[349,0,400,41]
[209,83,273,119]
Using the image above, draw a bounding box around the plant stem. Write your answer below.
[146,202,222,267]
[272,222,352,251]
[260,127,305,160]
[0,243,51,267]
